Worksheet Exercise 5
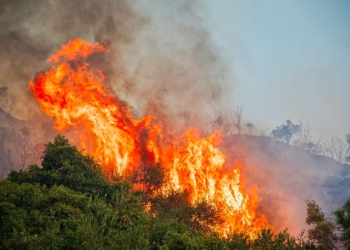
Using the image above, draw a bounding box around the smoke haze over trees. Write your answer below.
[0,0,233,130]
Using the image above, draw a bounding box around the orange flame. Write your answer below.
[29,39,269,235]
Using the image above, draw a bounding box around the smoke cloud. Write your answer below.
[0,0,232,130]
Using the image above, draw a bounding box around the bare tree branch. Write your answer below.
[231,104,244,134]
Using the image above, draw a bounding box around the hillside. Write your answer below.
[222,134,350,234]
[0,107,23,128]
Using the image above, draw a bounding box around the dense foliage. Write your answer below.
[333,199,350,249]
[305,200,338,249]
[0,135,327,249]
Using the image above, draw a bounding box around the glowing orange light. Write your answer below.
[29,39,269,235]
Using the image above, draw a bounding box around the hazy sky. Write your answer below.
[203,0,350,140]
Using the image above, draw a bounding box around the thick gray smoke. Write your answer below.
[0,0,142,117]
[0,0,232,130]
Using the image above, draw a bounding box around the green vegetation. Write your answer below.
[1,134,346,249]
[333,199,350,249]
[305,200,338,249]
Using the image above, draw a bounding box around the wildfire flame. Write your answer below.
[29,39,269,235]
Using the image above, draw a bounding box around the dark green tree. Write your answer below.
[0,180,151,249]
[333,199,350,249]
[251,228,317,250]
[306,200,338,250]
[3,135,151,249]
[8,135,121,206]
